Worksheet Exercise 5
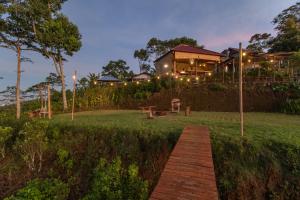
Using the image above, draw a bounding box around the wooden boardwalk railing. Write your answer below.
[150,126,218,200]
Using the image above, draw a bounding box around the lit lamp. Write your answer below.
[190,59,194,65]
[242,52,246,57]
[71,71,77,121]
[164,64,169,68]
[110,83,114,86]
[180,78,183,81]
[124,82,127,86]
[248,59,251,63]
[157,76,160,80]
[147,79,151,82]
[136,81,140,85]
[187,78,190,82]
[208,72,212,76]
[94,81,97,85]
[196,77,199,81]
[270,59,274,63]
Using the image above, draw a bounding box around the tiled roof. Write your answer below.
[173,45,223,56]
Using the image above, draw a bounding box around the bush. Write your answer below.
[208,83,228,91]
[4,178,70,200]
[281,98,300,114]
[82,157,148,200]
[0,126,13,158]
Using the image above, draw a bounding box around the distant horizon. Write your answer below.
[0,0,297,91]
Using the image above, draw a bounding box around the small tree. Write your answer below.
[14,120,49,173]
[102,60,133,81]
[134,49,151,73]
[0,126,13,158]
[289,51,300,76]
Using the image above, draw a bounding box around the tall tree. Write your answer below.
[133,49,150,73]
[37,14,82,111]
[102,60,133,81]
[0,0,37,119]
[146,37,203,59]
[270,2,300,52]
[247,33,272,52]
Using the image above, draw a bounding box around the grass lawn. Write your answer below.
[52,110,300,146]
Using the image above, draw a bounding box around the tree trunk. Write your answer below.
[59,57,68,111]
[16,46,21,119]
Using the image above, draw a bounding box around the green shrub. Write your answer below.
[208,83,228,91]
[4,178,70,200]
[82,157,148,200]
[281,98,300,114]
[0,126,13,158]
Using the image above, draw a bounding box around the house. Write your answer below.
[132,72,152,82]
[154,44,224,77]
[98,75,121,83]
[221,48,295,74]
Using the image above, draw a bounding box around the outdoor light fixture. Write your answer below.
[147,79,151,82]
[180,78,183,81]
[164,64,169,68]
[190,59,194,65]
[242,52,246,57]
[175,76,179,79]
[136,81,140,85]
[124,82,127,86]
[110,83,114,86]
[187,78,190,82]
[72,74,76,81]
[166,72,169,76]
[270,59,274,63]
[94,81,97,85]
[157,76,160,80]
[196,77,199,81]
[208,72,212,76]
[248,59,251,63]
[225,66,228,72]
[180,70,186,74]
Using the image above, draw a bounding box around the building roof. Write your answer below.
[154,44,224,62]
[98,75,121,82]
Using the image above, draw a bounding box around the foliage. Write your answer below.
[289,51,300,73]
[0,126,13,158]
[134,49,151,73]
[101,59,133,81]
[281,98,300,114]
[56,148,74,174]
[4,178,70,200]
[247,33,272,52]
[208,83,228,91]
[14,120,49,172]
[82,157,148,200]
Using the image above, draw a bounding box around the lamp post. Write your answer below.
[72,70,77,121]
[239,43,244,137]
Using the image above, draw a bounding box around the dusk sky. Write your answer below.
[0,0,297,91]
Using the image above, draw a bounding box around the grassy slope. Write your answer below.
[52,110,300,146]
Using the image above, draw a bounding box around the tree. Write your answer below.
[0,0,37,119]
[270,2,300,52]
[37,14,82,112]
[289,51,300,75]
[134,49,151,73]
[146,37,202,59]
[15,120,49,173]
[247,33,272,52]
[87,73,100,88]
[102,60,133,81]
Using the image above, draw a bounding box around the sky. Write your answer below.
[0,0,297,91]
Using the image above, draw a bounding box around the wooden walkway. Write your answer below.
[150,126,218,200]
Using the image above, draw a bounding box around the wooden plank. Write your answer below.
[149,126,218,200]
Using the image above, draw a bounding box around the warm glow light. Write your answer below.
[94,81,97,85]
[190,59,194,65]
[180,70,186,74]
[187,78,190,82]
[248,59,251,63]
[166,72,169,76]
[242,52,246,57]
[270,59,274,63]
[147,79,151,82]
[175,76,179,79]
[136,81,140,85]
[180,78,183,81]
[72,75,76,81]
[124,82,127,86]
[110,83,114,86]
[208,72,212,76]
[196,77,199,81]
[164,64,169,68]
[157,76,160,80]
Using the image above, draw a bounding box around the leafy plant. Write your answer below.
[4,178,69,200]
[82,157,148,200]
[0,126,13,158]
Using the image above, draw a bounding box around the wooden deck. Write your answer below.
[150,126,218,200]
